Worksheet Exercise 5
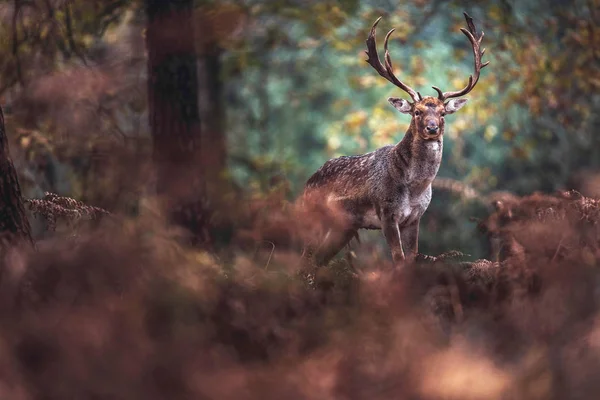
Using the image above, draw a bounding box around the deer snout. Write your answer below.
[425,120,439,134]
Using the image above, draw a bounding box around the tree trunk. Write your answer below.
[198,46,227,187]
[145,0,208,245]
[0,105,33,246]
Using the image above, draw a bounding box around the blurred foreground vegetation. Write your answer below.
[0,1,599,398]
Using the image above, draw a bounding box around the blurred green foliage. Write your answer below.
[0,0,598,258]
[222,0,599,257]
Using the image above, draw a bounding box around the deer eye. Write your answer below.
[441,112,446,117]
[414,110,421,116]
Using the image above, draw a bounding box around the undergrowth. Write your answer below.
[0,190,599,399]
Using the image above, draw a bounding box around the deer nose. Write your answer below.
[426,122,439,133]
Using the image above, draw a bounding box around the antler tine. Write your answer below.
[440,12,490,101]
[365,17,421,102]
[365,18,390,84]
[432,86,444,100]
[384,29,421,101]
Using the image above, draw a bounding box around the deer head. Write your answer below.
[365,13,489,140]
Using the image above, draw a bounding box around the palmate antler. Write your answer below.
[365,17,422,103]
[432,12,490,101]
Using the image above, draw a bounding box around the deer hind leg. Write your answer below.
[314,228,357,267]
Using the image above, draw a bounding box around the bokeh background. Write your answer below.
[0,0,600,255]
[2,0,598,259]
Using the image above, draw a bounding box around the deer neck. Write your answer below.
[393,122,443,183]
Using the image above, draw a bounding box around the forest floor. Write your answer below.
[2,189,600,399]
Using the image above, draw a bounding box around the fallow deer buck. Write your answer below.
[302,12,489,267]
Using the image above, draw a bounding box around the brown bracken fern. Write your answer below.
[24,192,109,231]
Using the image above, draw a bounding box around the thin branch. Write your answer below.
[551,234,565,263]
[97,103,129,141]
[263,241,275,270]
[64,0,89,66]
[12,0,24,86]
[586,0,600,63]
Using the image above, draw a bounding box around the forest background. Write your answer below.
[2,0,597,260]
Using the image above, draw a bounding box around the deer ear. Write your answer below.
[445,98,468,114]
[388,98,412,114]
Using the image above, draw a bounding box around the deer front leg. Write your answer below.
[400,220,419,263]
[382,216,405,266]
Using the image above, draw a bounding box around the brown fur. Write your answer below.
[302,13,488,267]
[303,96,467,267]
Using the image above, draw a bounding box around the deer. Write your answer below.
[302,12,489,268]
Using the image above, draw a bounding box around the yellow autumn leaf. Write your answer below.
[358,75,378,88]
[344,110,368,131]
[484,125,498,142]
[332,41,353,52]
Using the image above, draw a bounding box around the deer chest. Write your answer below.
[409,184,432,212]
[359,184,433,230]
[401,184,432,223]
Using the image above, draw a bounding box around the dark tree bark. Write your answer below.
[194,4,237,185]
[145,0,208,245]
[198,46,226,186]
[0,105,33,246]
